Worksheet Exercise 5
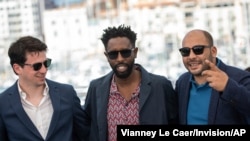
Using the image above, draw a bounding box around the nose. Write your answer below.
[39,63,48,72]
[188,49,196,58]
[116,52,124,61]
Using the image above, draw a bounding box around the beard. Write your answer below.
[111,61,134,79]
[189,56,214,76]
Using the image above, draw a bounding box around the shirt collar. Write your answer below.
[18,80,49,99]
[110,75,118,94]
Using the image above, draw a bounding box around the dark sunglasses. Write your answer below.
[23,58,52,71]
[179,45,210,57]
[106,48,134,60]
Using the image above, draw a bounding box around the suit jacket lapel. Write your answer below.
[96,73,112,141]
[182,81,191,124]
[9,84,42,139]
[138,65,151,112]
[207,89,220,124]
[138,79,151,112]
[207,59,226,124]
[45,82,60,140]
[177,73,191,124]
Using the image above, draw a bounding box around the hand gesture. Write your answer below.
[201,59,229,92]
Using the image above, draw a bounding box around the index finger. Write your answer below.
[204,59,218,71]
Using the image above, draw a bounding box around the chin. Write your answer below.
[189,69,202,75]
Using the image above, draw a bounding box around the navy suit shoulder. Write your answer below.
[176,59,250,124]
[82,64,178,141]
[0,79,86,141]
[46,79,75,90]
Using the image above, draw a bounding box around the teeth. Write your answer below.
[190,63,198,66]
[118,66,125,69]
[117,65,127,72]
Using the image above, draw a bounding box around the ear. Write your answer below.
[104,52,109,60]
[134,47,138,58]
[211,46,217,58]
[13,64,22,75]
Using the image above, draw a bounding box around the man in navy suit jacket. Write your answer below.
[81,25,178,141]
[0,36,86,141]
[176,29,250,124]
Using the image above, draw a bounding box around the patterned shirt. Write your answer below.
[107,75,140,141]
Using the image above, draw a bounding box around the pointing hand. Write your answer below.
[201,59,228,92]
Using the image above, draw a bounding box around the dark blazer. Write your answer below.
[175,58,250,124]
[0,79,86,141]
[81,64,178,141]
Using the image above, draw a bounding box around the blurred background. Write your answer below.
[0,0,250,104]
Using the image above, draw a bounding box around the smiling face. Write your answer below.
[181,30,217,76]
[104,37,138,79]
[13,51,49,88]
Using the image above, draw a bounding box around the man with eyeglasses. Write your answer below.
[81,24,178,141]
[176,29,250,125]
[0,36,86,141]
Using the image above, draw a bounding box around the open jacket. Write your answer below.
[176,58,250,124]
[0,79,86,141]
[82,64,178,141]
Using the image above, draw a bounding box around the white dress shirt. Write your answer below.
[18,81,53,139]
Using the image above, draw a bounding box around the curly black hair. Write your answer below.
[100,24,137,50]
[245,67,250,72]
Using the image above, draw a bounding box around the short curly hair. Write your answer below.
[245,67,250,72]
[100,24,137,50]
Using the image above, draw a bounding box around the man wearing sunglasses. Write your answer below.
[176,29,250,125]
[0,36,86,141]
[81,24,178,141]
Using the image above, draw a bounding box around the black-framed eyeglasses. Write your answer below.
[23,58,52,71]
[106,48,134,60]
[179,45,211,57]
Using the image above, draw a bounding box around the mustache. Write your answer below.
[115,63,129,68]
